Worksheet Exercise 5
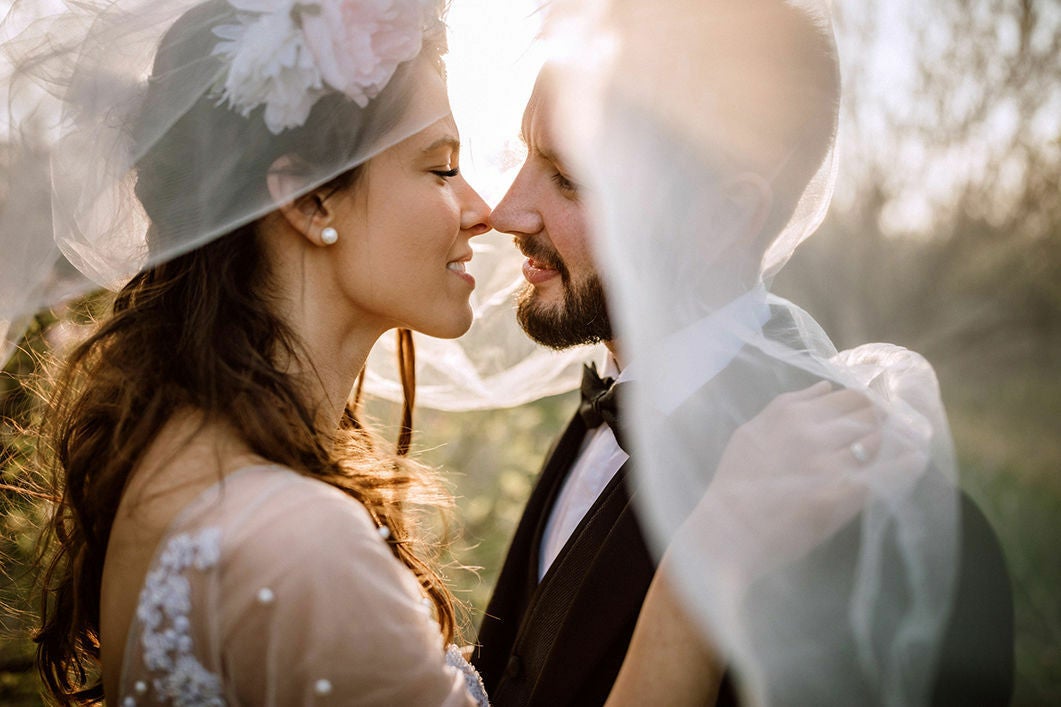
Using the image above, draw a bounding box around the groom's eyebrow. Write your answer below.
[421,136,461,154]
[519,129,567,169]
[520,131,558,163]
[535,144,566,169]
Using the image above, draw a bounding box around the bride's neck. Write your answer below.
[284,323,378,432]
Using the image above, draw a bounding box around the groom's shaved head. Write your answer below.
[603,0,840,237]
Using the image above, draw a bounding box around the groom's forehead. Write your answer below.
[520,87,558,151]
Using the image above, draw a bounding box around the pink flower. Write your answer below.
[301,0,426,107]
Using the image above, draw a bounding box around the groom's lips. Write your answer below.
[516,237,564,285]
[522,257,561,285]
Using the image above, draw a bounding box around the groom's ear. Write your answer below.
[722,171,773,252]
[267,155,337,248]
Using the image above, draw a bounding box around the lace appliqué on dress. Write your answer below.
[446,645,490,707]
[126,527,225,707]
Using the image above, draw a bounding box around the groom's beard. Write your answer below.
[515,239,613,349]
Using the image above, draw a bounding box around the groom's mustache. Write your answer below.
[514,236,569,281]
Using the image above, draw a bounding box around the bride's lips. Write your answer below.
[522,257,560,285]
[446,257,475,287]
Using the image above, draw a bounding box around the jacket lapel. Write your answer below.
[524,412,590,598]
[516,461,656,705]
[475,411,589,692]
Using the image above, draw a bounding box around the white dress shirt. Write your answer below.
[538,355,630,580]
[537,285,771,581]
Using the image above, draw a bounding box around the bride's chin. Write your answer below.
[417,308,474,340]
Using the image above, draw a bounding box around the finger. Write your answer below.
[751,382,830,428]
[772,380,833,407]
[848,435,874,467]
[808,388,874,418]
[816,418,880,455]
[784,389,873,429]
[815,430,879,472]
[820,434,927,475]
[855,427,883,460]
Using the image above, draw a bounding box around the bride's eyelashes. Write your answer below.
[432,167,460,179]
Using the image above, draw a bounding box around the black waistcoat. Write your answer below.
[473,410,664,706]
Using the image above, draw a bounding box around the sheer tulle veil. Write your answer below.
[542,1,968,704]
[0,1,993,702]
[0,0,446,350]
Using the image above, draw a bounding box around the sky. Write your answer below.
[443,0,547,206]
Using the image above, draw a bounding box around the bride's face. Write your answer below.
[324,112,490,339]
[309,49,492,341]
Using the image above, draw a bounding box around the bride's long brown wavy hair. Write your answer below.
[32,1,459,703]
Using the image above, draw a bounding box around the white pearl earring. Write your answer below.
[321,226,339,245]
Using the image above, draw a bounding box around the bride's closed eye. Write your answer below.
[432,167,460,179]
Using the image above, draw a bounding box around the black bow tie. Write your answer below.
[578,363,628,451]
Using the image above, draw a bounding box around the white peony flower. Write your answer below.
[213,2,325,133]
[211,0,428,132]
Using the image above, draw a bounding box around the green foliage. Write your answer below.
[1,321,52,705]
[365,393,577,619]
[948,367,1061,706]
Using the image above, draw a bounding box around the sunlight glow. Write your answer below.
[445,0,547,206]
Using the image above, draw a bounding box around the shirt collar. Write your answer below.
[623,284,770,415]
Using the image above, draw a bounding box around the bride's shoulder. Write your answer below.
[204,464,385,551]
[123,465,474,706]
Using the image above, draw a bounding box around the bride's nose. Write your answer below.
[458,178,492,237]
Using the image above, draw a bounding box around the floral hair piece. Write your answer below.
[212,0,431,134]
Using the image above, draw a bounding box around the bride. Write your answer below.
[13,0,503,703]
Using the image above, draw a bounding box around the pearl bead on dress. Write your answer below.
[257,587,275,605]
[315,678,333,696]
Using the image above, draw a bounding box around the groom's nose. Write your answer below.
[490,167,544,237]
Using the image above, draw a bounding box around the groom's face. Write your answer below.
[491,77,612,349]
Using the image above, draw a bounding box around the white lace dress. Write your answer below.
[118,465,488,706]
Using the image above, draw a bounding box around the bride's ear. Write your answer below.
[267,155,337,247]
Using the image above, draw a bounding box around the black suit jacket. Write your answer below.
[474,410,661,706]
[476,309,1013,706]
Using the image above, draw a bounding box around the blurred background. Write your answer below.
[2,0,1059,704]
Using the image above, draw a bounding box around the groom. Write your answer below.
[474,2,1014,706]
[473,5,849,701]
